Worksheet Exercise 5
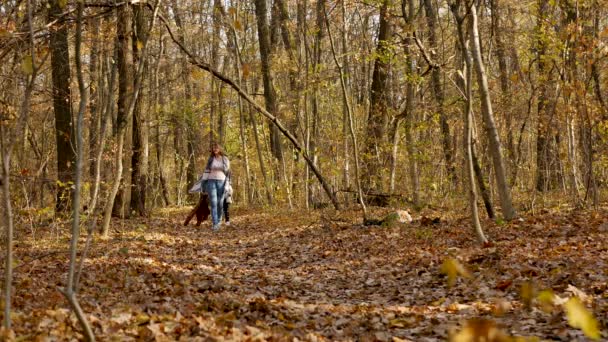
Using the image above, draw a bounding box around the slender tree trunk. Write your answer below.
[472,146,495,219]
[88,53,116,215]
[130,3,149,216]
[469,3,516,220]
[424,0,456,186]
[254,0,284,203]
[88,16,101,194]
[103,1,161,236]
[153,36,170,206]
[452,0,488,244]
[403,0,420,207]
[324,2,367,218]
[169,0,191,204]
[228,7,253,203]
[2,1,37,328]
[64,4,95,338]
[1,129,14,330]
[490,0,515,168]
[535,0,559,192]
[112,3,133,218]
[49,0,75,214]
[340,0,350,191]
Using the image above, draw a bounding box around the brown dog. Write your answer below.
[184,194,211,226]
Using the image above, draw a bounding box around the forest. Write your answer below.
[0,0,607,340]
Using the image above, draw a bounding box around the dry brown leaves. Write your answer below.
[3,205,607,341]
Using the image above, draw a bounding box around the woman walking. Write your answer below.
[203,143,230,231]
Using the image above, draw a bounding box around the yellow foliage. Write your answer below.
[536,289,555,312]
[564,297,601,340]
[519,281,535,308]
[441,258,471,287]
[450,319,510,342]
[21,56,33,75]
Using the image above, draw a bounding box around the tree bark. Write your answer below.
[66,3,95,339]
[130,3,149,216]
[403,0,420,207]
[112,2,133,218]
[324,2,367,219]
[49,0,75,214]
[535,0,560,192]
[88,16,101,193]
[254,0,283,164]
[424,0,456,185]
[469,3,516,221]
[451,0,488,244]
[102,0,161,236]
[363,0,392,191]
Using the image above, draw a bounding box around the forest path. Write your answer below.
[7,206,608,340]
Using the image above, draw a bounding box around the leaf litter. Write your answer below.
[3,206,607,341]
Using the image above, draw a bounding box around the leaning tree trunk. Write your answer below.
[469,3,516,221]
[451,0,488,244]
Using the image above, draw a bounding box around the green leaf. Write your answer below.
[564,297,600,340]
[58,0,68,9]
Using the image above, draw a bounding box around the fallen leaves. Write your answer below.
[564,297,601,340]
[3,207,608,340]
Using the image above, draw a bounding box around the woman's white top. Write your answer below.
[208,156,228,181]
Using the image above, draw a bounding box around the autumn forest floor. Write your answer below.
[5,204,608,341]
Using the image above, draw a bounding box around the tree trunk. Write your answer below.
[130,3,149,216]
[324,2,367,218]
[49,0,75,214]
[451,0,488,244]
[88,16,101,194]
[490,0,515,171]
[535,0,560,192]
[254,0,283,164]
[153,36,171,206]
[363,0,391,191]
[65,4,95,338]
[472,147,495,219]
[403,0,420,207]
[103,0,160,236]
[424,0,456,186]
[469,3,516,221]
[1,0,37,326]
[87,53,116,215]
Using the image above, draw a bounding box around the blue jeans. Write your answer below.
[206,179,225,226]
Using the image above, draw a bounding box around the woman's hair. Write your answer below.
[210,143,224,156]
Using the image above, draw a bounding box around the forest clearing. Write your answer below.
[2,204,607,341]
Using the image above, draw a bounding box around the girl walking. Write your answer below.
[203,143,230,231]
